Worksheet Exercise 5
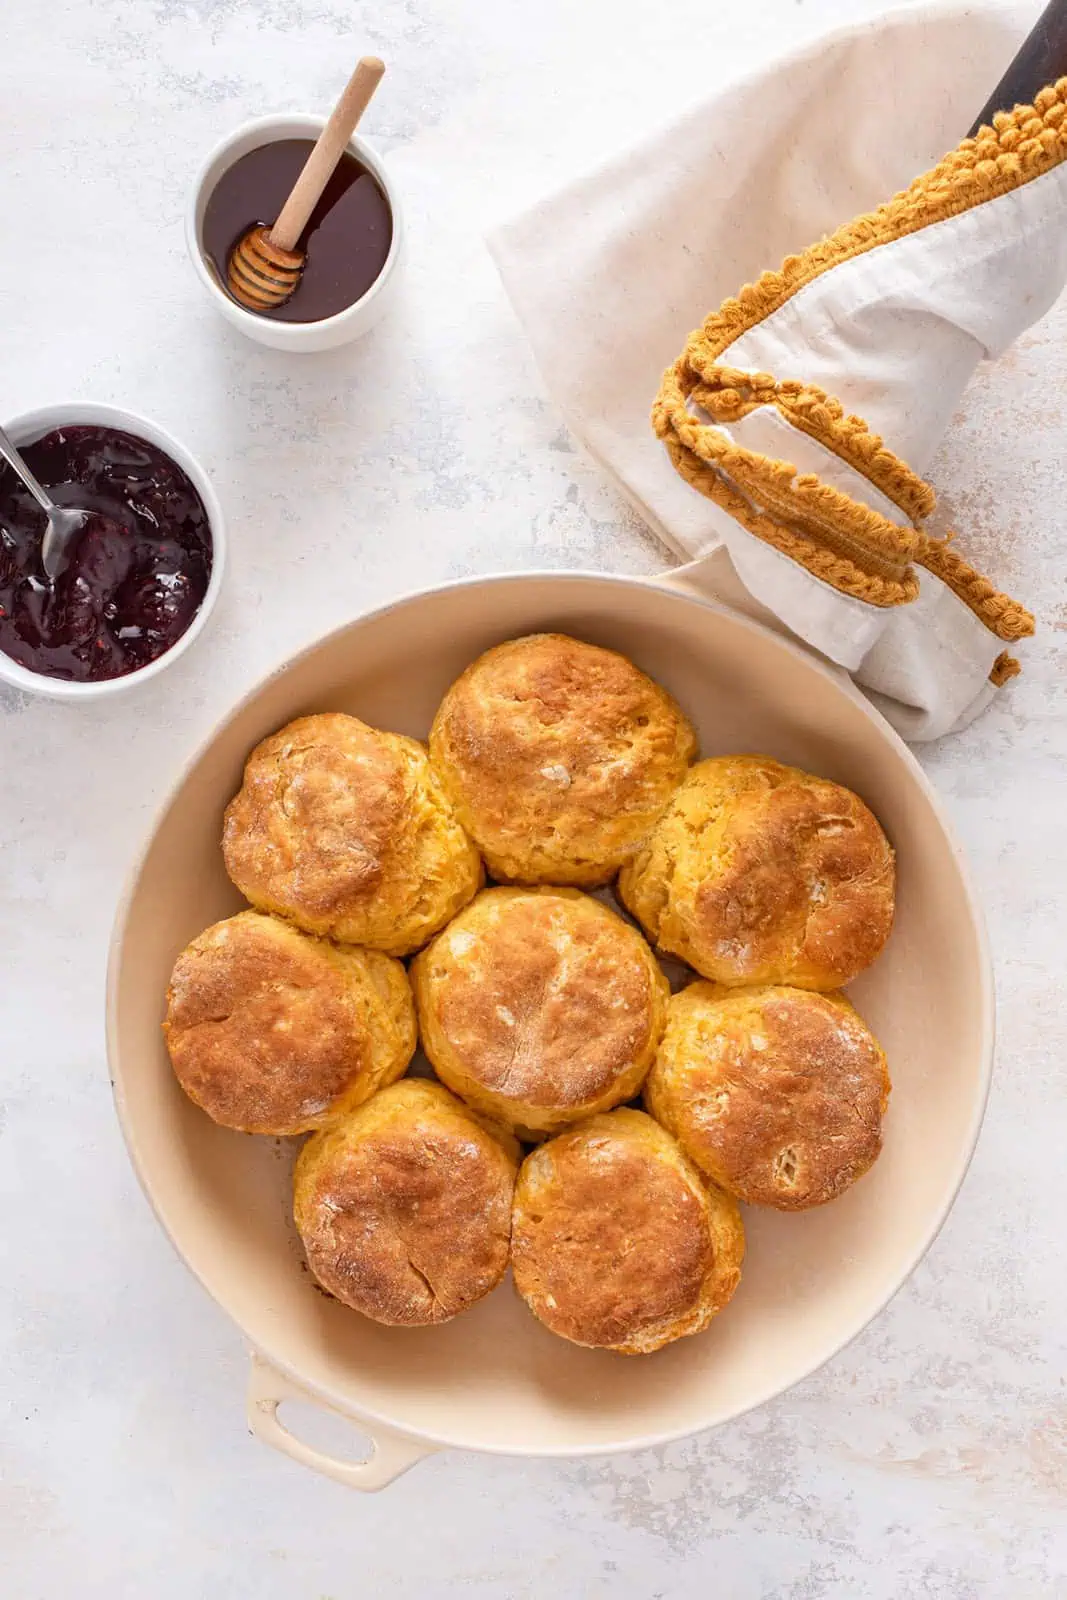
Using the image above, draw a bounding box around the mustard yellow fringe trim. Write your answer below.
[990,652,1021,687]
[918,538,1035,643]
[652,79,1057,663]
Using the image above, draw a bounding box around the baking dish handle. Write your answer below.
[246,1353,437,1491]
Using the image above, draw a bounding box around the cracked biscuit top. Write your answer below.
[618,754,895,989]
[428,633,697,886]
[293,1080,519,1327]
[164,910,416,1135]
[222,712,483,957]
[411,887,670,1135]
[646,981,890,1209]
[511,1109,745,1353]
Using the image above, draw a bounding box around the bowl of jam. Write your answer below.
[187,114,403,353]
[0,404,225,700]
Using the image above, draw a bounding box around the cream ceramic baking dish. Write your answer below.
[106,571,993,1489]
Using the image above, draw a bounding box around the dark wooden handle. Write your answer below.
[969,0,1067,134]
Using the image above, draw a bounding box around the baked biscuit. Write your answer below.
[511,1108,744,1354]
[222,712,482,956]
[646,981,890,1209]
[164,910,415,1135]
[618,754,894,988]
[412,887,670,1135]
[294,1080,518,1326]
[429,634,696,885]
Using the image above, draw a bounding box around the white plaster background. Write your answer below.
[1,0,1065,1594]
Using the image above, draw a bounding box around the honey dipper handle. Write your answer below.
[270,55,386,252]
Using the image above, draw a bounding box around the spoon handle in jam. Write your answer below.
[270,56,386,252]
[0,424,58,518]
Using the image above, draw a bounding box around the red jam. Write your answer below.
[0,426,212,683]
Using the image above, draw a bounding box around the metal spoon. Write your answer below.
[0,423,90,581]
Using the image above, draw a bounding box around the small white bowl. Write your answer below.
[186,114,404,353]
[0,403,226,703]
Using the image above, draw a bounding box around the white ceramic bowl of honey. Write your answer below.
[186,114,404,354]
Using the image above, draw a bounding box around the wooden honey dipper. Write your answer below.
[228,55,386,312]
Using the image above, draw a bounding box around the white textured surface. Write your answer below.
[1,1,1065,1594]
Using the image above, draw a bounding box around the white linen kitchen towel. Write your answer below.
[489,3,1057,739]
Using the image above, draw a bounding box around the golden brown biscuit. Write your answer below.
[646,981,890,1209]
[164,910,415,1135]
[412,887,670,1135]
[222,713,483,957]
[429,634,696,885]
[293,1080,519,1326]
[511,1108,744,1354]
[618,754,894,989]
